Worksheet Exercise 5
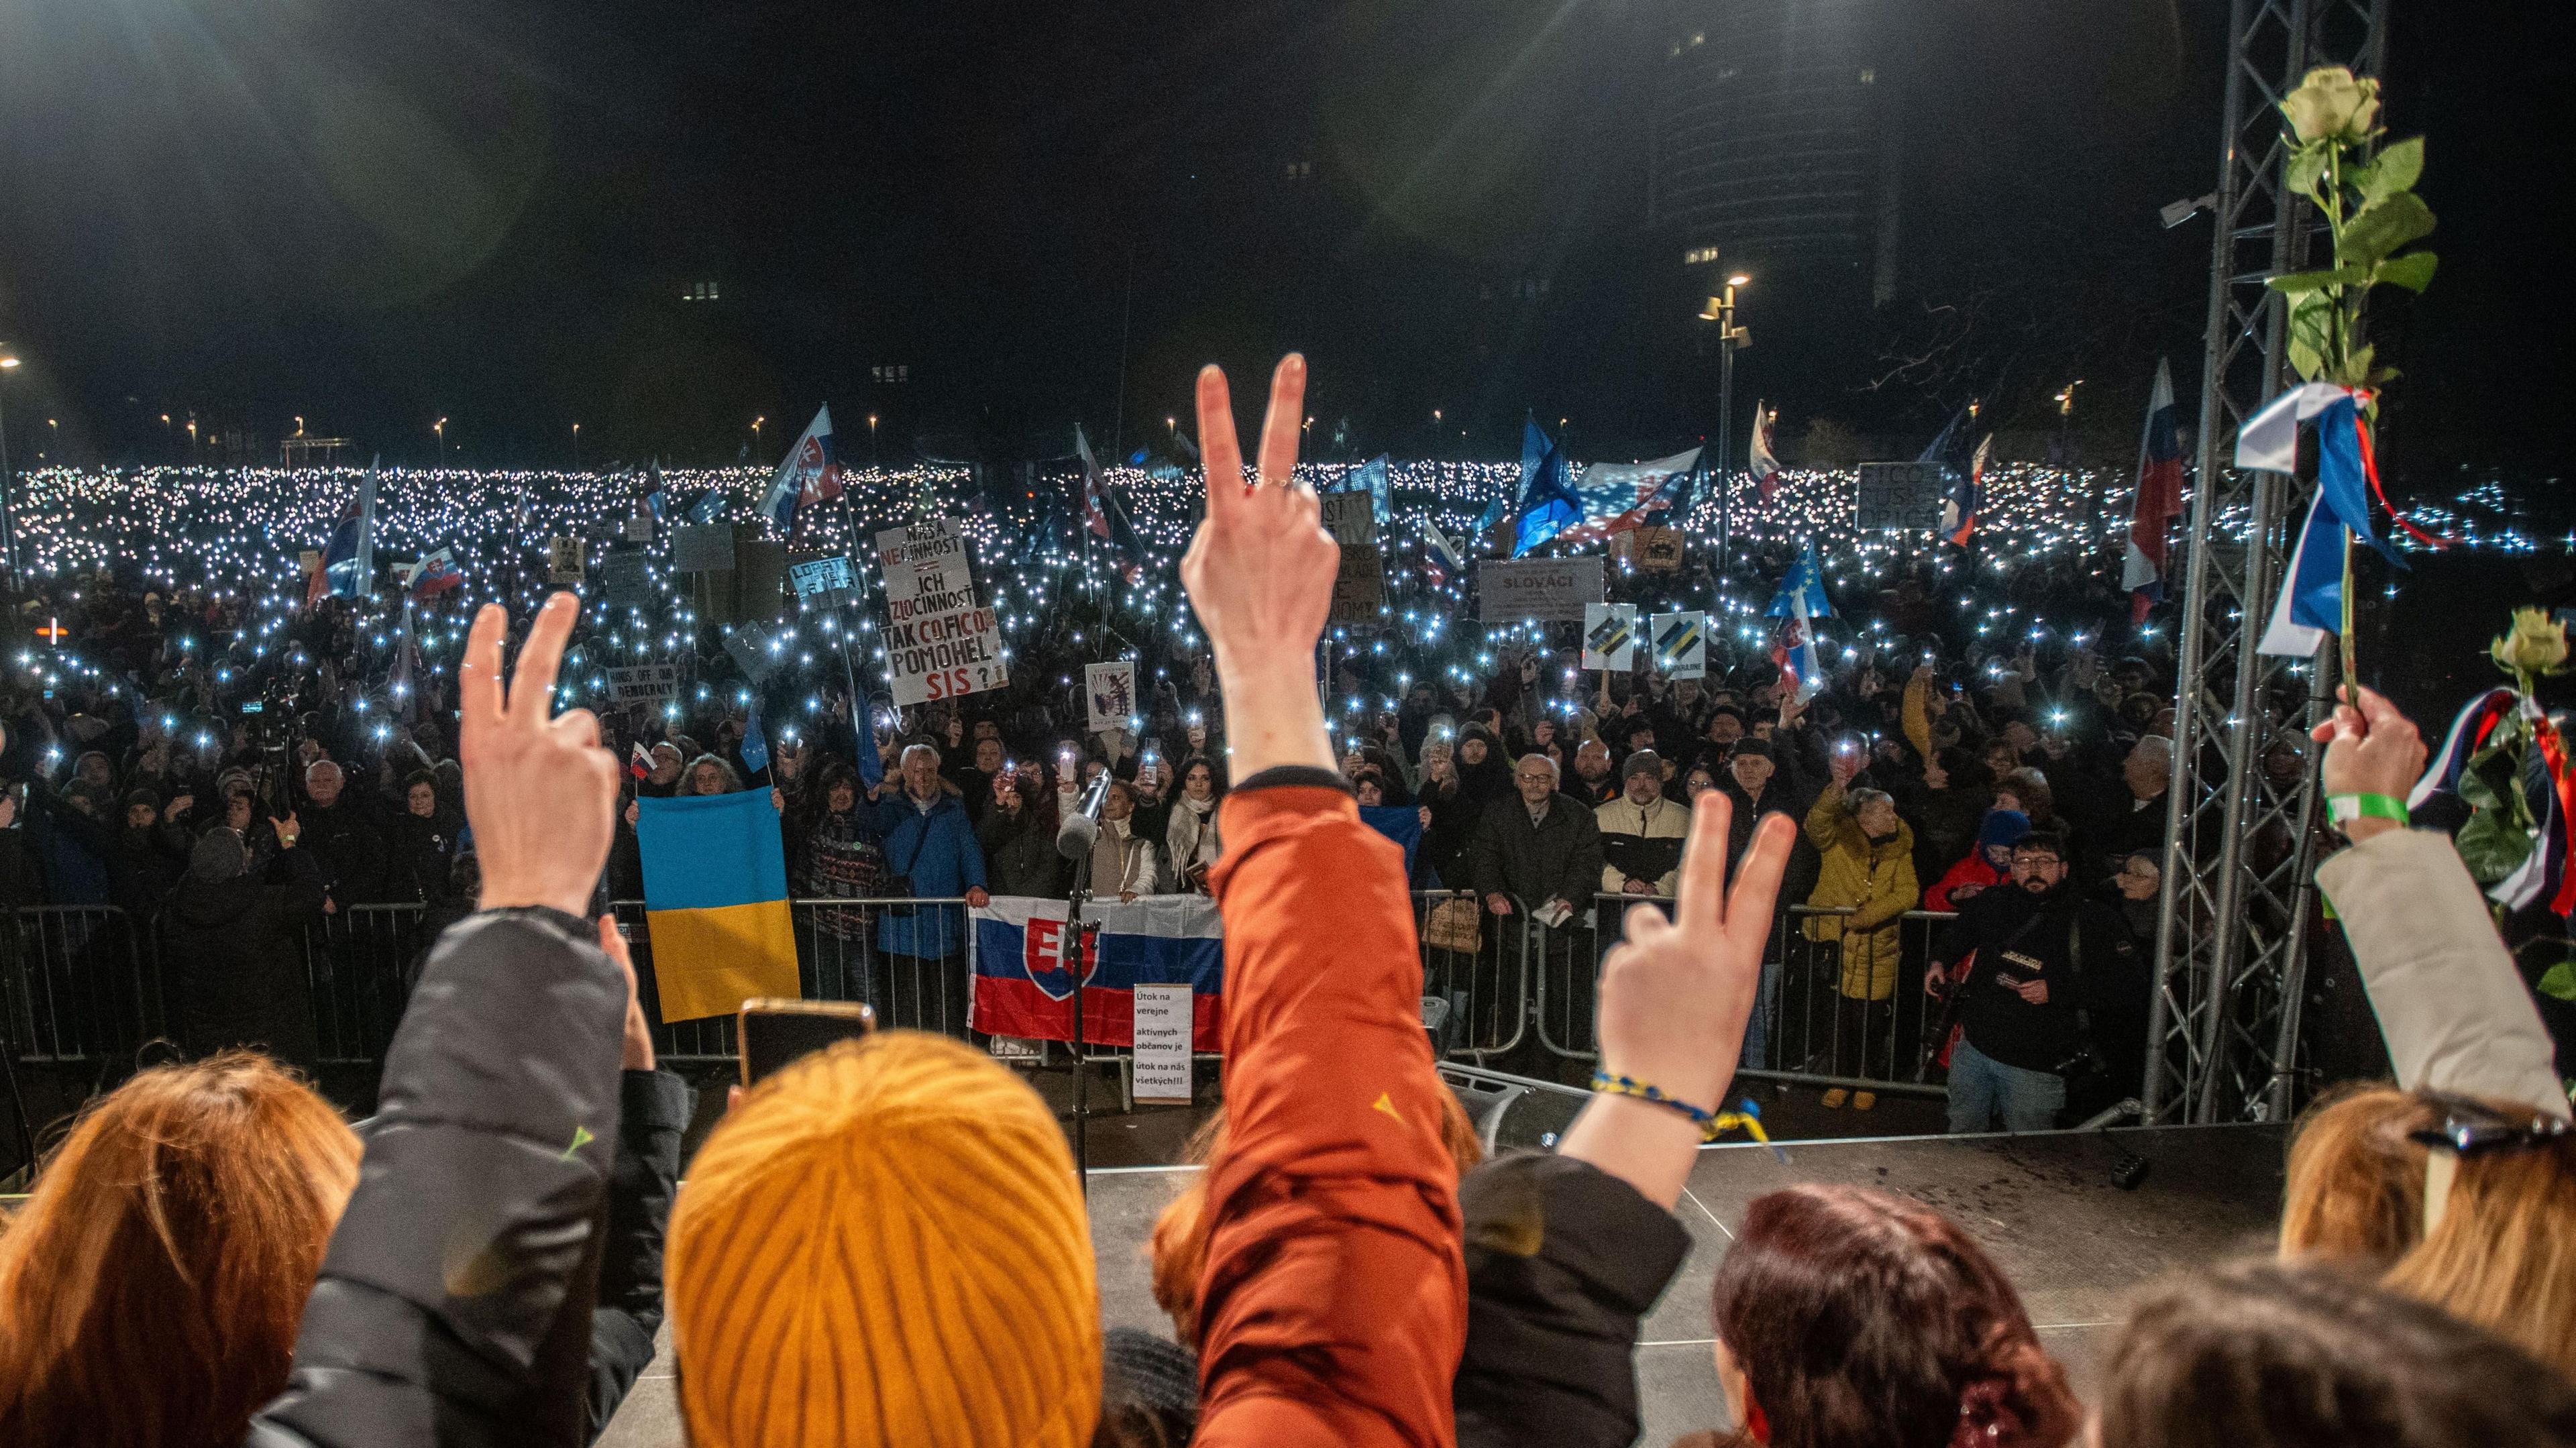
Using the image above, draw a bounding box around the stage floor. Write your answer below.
[599,1121,2286,1446]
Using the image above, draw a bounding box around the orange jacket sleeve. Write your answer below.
[1193,777,1468,1448]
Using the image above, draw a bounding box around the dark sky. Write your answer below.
[0,0,2561,484]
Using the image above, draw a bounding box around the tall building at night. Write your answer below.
[1650,0,1898,305]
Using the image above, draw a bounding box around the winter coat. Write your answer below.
[1453,1153,1690,1448]
[2315,828,2571,1117]
[1467,792,1605,914]
[162,845,327,1067]
[300,798,389,905]
[1595,795,1688,897]
[871,791,987,958]
[978,802,1067,898]
[383,811,460,905]
[1089,818,1161,897]
[587,1068,692,1441]
[248,907,630,1448]
[1803,782,1921,1001]
[1924,850,2008,913]
[1195,771,1464,1445]
[1166,795,1222,892]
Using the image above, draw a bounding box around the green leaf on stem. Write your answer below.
[2538,960,2576,1003]
[2357,137,2424,203]
[2372,251,2438,292]
[2340,192,2438,269]
[2268,266,2365,294]
[2453,805,2534,885]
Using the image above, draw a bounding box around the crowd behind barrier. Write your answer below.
[5,351,2576,1448]
[2,891,1972,1103]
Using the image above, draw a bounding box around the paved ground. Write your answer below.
[600,1121,2285,1446]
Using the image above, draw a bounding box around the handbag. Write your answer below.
[881,812,935,920]
[1423,895,1483,954]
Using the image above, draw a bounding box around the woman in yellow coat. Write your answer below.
[1803,757,1921,1104]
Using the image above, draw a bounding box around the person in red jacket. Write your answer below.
[1182,354,1468,1447]
[1925,807,2029,913]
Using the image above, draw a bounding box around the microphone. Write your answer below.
[1056,773,1114,860]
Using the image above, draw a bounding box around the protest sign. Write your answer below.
[1085,661,1137,734]
[875,517,1008,708]
[602,551,653,612]
[1131,984,1194,1103]
[606,663,682,707]
[1856,462,1955,531]
[789,555,857,604]
[669,522,735,573]
[1479,557,1604,622]
[546,535,586,586]
[1650,612,1707,679]
[1582,604,1638,671]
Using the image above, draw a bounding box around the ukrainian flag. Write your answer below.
[636,790,799,1023]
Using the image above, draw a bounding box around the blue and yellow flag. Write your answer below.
[636,789,798,1022]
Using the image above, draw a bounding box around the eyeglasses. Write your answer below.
[1516,773,1553,784]
[2408,1093,2571,1157]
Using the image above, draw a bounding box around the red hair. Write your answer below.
[0,1052,362,1446]
[1707,1184,2079,1448]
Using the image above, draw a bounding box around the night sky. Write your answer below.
[0,1,2562,485]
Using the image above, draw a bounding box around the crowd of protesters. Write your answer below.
[1,467,2192,1127]
[0,357,2570,1448]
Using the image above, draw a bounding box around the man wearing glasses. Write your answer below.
[1468,753,1603,930]
[1925,828,2139,1133]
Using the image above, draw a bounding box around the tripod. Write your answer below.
[1,918,40,1187]
[1063,844,1097,1190]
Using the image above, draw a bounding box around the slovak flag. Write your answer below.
[1766,542,1834,700]
[2124,359,2186,623]
[1075,423,1146,583]
[1943,434,1991,547]
[1421,515,1465,588]
[2249,382,2417,657]
[629,742,653,781]
[757,406,842,538]
[405,547,462,599]
[1749,401,1782,504]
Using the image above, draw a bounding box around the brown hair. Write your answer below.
[2098,1258,2576,1448]
[2384,1115,2576,1378]
[1997,767,2055,827]
[1148,1095,1485,1343]
[1703,1185,2078,1448]
[2279,1084,2432,1266]
[0,1052,362,1446]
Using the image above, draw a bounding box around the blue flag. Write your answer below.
[1360,803,1425,883]
[740,691,771,777]
[320,459,379,600]
[688,490,727,524]
[1511,420,1581,557]
[1334,455,1392,527]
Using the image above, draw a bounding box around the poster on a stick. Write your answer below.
[1650,612,1707,679]
[874,517,1009,708]
[1581,604,1638,671]
[1085,662,1138,735]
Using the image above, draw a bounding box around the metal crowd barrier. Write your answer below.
[0,905,159,1065]
[1526,895,1961,1098]
[6,893,1964,1104]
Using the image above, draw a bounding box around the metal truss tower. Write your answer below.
[2145,0,2390,1125]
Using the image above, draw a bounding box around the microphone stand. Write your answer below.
[1064,840,1095,1192]
[1056,771,1112,1192]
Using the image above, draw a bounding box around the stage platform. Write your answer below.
[599,1120,2287,1447]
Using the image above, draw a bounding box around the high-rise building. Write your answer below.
[1650,0,1898,304]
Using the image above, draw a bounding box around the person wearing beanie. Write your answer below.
[160,814,327,1066]
[1925,807,2031,912]
[664,1031,1102,1448]
[1597,749,1688,898]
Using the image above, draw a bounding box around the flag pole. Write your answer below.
[837,490,880,787]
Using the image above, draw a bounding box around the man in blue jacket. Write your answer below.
[873,743,989,1031]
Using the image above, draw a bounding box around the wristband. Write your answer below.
[1591,1069,1716,1136]
[2326,793,2408,828]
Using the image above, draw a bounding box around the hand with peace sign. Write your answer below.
[1179,354,1340,780]
[1558,788,1796,1209]
[460,592,619,920]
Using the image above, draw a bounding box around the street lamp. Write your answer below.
[867,412,879,467]
[0,349,19,586]
[1699,272,1752,567]
[572,421,582,466]
[751,415,765,453]
[433,416,447,462]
